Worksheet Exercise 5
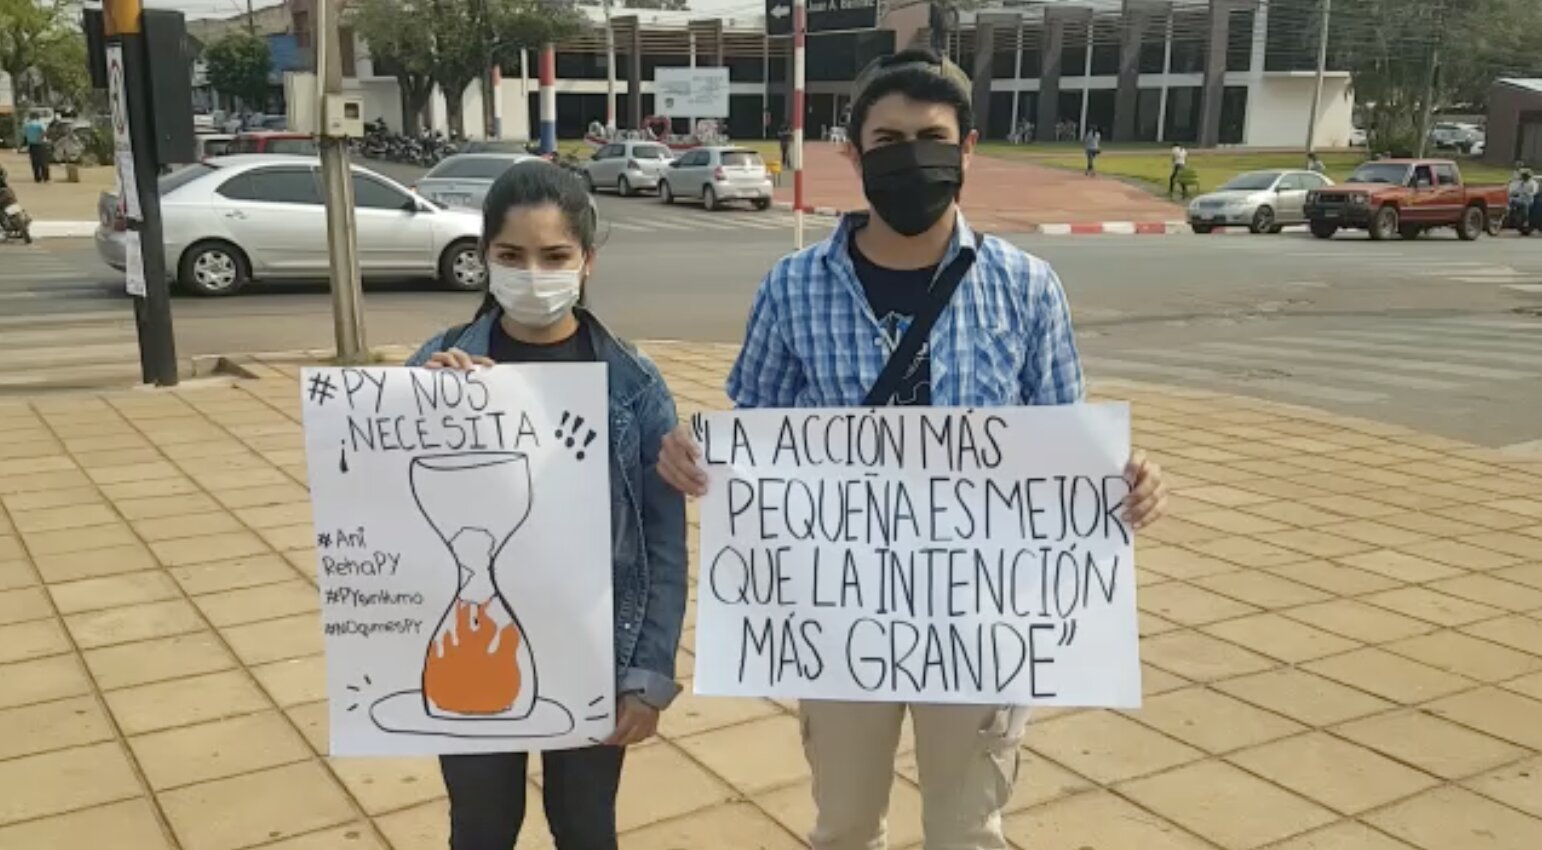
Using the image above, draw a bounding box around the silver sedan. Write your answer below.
[96,155,485,296]
[1188,169,1334,234]
[414,152,539,211]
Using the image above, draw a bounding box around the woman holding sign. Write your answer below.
[406,161,687,850]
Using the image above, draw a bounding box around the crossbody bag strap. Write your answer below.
[861,244,979,407]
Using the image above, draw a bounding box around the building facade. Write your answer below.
[286,0,1354,147]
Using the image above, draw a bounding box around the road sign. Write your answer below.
[766,0,877,37]
[655,68,730,118]
[106,45,130,152]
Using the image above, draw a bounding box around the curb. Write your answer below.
[28,221,98,239]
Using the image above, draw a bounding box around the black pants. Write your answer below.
[27,144,50,183]
[440,746,625,850]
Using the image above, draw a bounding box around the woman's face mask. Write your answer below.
[484,203,590,326]
[487,266,582,327]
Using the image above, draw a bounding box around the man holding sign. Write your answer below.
[658,50,1168,850]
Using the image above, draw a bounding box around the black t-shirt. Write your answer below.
[487,320,596,364]
[850,236,937,406]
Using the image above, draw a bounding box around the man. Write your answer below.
[1169,143,1189,196]
[654,49,1168,849]
[21,112,50,183]
[1083,124,1101,176]
[1307,153,1326,175]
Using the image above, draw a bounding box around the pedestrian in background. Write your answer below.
[21,112,50,183]
[778,123,792,167]
[1084,125,1102,176]
[1169,143,1188,196]
[653,48,1168,850]
[1307,152,1326,175]
[407,161,688,850]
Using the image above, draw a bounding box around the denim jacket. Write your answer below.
[407,308,689,709]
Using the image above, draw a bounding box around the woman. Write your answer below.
[406,161,687,850]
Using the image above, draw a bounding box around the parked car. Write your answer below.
[1303,159,1507,241]
[228,132,319,156]
[193,133,236,161]
[1348,127,1368,147]
[659,147,773,211]
[95,155,484,295]
[582,140,673,196]
[1188,169,1334,234]
[415,152,538,210]
[1429,122,1484,153]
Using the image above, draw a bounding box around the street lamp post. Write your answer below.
[1304,0,1331,160]
[604,0,617,134]
[793,0,806,249]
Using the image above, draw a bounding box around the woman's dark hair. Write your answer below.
[474,159,599,317]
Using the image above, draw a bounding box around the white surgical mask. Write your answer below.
[488,266,582,327]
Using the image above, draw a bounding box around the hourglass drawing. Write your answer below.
[369,451,575,740]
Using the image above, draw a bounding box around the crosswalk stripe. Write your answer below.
[1081,356,1387,404]
[1260,335,1539,368]
[1442,317,1542,331]
[1124,347,1464,392]
[1194,341,1535,381]
[1340,323,1542,348]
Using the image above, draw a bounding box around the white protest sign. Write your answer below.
[654,67,730,118]
[693,404,1141,708]
[302,365,615,755]
[123,230,146,297]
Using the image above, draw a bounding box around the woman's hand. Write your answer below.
[423,348,495,371]
[603,694,659,747]
[657,423,709,498]
[1123,450,1169,530]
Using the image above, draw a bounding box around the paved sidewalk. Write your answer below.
[774,143,1184,231]
[1,346,1541,850]
[0,149,113,226]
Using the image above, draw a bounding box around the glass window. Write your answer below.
[1227,10,1255,73]
[1348,163,1411,185]
[630,144,669,160]
[217,167,320,204]
[1221,172,1282,192]
[353,174,411,210]
[1434,164,1460,186]
[1301,173,1329,188]
[160,163,217,196]
[426,157,520,181]
[722,150,763,168]
[267,138,319,156]
[1412,165,1435,187]
[1276,174,1305,191]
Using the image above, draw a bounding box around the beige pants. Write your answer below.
[800,700,1030,850]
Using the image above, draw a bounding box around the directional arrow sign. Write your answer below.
[766,0,877,37]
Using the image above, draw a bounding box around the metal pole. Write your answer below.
[246,0,255,35]
[1415,1,1443,159]
[316,0,367,362]
[476,0,495,139]
[539,44,557,154]
[105,0,178,386]
[793,0,806,249]
[604,0,617,133]
[1304,0,1330,158]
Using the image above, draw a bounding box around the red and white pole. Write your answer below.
[792,0,806,249]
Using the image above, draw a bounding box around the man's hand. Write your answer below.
[1123,450,1168,530]
[657,423,709,497]
[422,348,495,371]
[603,694,659,747]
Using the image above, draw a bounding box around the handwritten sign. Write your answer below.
[692,405,1141,708]
[302,365,615,755]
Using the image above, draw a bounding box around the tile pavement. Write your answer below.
[0,344,1540,849]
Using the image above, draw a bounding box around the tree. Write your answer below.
[352,0,437,132]
[204,31,272,113]
[0,0,64,143]
[34,27,88,109]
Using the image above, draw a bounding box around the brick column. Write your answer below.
[1114,0,1167,141]
[1036,6,1090,141]
[617,16,642,130]
[971,20,995,137]
[1199,0,1252,147]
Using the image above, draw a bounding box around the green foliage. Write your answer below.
[0,0,65,142]
[353,0,583,136]
[204,32,273,112]
[34,27,89,109]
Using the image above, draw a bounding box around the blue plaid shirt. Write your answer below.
[727,212,1085,409]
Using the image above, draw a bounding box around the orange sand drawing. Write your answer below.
[423,599,524,714]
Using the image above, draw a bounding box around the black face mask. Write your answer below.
[860,139,964,237]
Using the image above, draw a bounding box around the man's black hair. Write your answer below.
[848,48,974,151]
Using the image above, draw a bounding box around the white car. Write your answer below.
[1348,127,1368,147]
[582,140,673,196]
[96,155,485,296]
[659,147,774,211]
[1188,169,1334,234]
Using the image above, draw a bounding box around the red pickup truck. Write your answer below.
[1303,159,1507,241]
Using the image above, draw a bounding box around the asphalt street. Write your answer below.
[2,189,1540,451]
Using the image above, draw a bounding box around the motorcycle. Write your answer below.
[0,166,33,244]
[1506,193,1540,236]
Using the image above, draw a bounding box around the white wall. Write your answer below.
[1245,74,1355,148]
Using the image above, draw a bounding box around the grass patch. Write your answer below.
[977,144,1515,197]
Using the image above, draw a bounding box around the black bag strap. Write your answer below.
[861,243,979,407]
